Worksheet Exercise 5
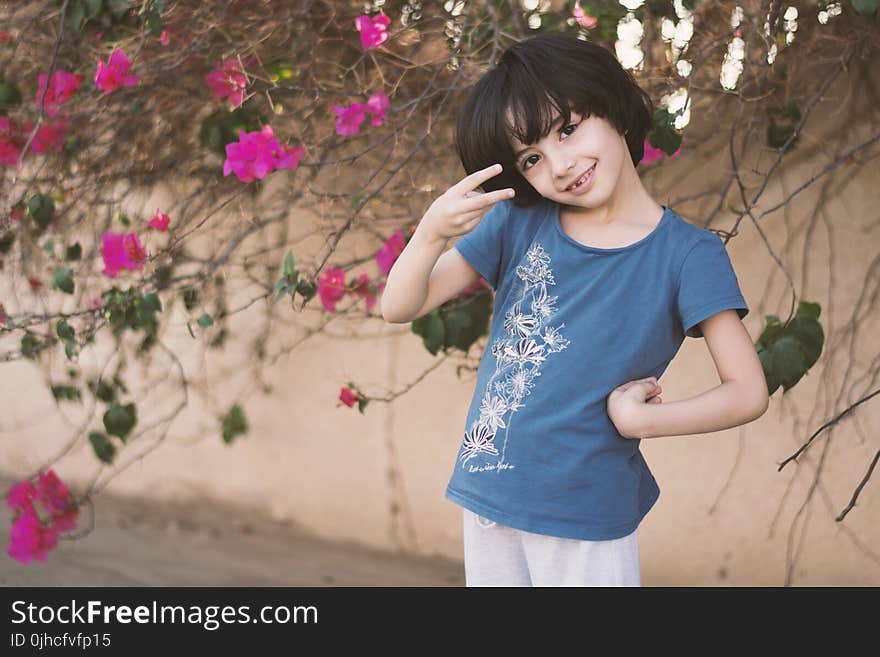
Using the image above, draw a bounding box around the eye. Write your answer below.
[519,123,579,172]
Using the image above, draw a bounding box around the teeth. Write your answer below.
[568,165,593,190]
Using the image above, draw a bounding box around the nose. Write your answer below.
[552,154,577,187]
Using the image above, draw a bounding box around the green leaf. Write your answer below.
[69,1,86,30]
[56,318,75,341]
[647,108,682,156]
[103,402,137,441]
[0,78,23,114]
[27,194,55,231]
[50,383,82,403]
[198,106,265,156]
[65,242,82,261]
[283,250,296,277]
[766,101,801,151]
[646,0,676,20]
[21,332,40,359]
[197,312,214,327]
[756,301,825,396]
[147,8,163,35]
[107,0,132,18]
[788,317,823,370]
[89,378,116,403]
[51,267,75,294]
[442,292,492,352]
[141,292,162,315]
[795,300,820,321]
[758,348,778,394]
[221,403,248,444]
[88,432,116,464]
[350,190,364,210]
[84,0,102,18]
[182,287,199,311]
[0,229,15,254]
[851,0,879,17]
[411,311,445,355]
[295,279,316,302]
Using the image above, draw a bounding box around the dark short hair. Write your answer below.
[454,33,654,208]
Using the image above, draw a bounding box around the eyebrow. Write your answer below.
[512,114,565,161]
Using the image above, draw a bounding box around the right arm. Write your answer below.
[380,163,514,324]
[380,229,481,324]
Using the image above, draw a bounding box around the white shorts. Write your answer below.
[462,508,641,587]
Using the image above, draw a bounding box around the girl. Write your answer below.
[381,33,768,586]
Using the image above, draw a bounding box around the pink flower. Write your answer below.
[37,471,70,516]
[0,303,7,325]
[272,141,306,172]
[333,91,390,136]
[222,124,305,183]
[317,266,347,312]
[35,70,82,117]
[640,139,681,166]
[204,59,248,109]
[332,102,367,136]
[101,230,147,278]
[148,208,170,231]
[338,386,359,408]
[572,1,598,29]
[375,228,406,275]
[29,119,70,154]
[37,470,78,533]
[364,91,390,127]
[159,30,170,46]
[94,49,139,95]
[6,480,38,514]
[354,12,391,51]
[351,272,386,313]
[5,469,77,564]
[461,278,488,296]
[8,510,58,564]
[0,116,24,167]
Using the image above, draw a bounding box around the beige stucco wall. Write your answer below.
[2,61,878,586]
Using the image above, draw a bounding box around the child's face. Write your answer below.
[506,105,629,208]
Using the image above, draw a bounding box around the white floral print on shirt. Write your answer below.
[459,243,569,472]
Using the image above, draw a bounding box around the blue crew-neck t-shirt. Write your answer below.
[444,198,750,541]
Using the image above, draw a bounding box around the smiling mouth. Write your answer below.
[565,163,596,192]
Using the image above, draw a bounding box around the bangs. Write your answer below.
[501,84,603,163]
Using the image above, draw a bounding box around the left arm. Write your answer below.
[611,310,770,440]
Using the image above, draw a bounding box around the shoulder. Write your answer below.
[665,207,718,243]
[664,207,725,263]
[488,197,548,239]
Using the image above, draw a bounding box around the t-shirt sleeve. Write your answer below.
[675,234,750,338]
[451,199,512,291]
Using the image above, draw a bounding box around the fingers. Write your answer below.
[455,163,506,195]
[614,377,662,396]
[460,187,515,214]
